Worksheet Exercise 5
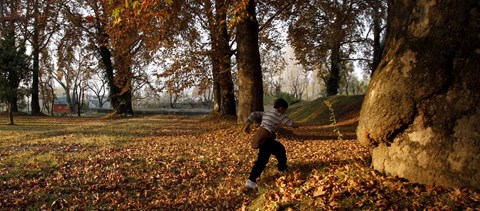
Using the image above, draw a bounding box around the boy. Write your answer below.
[243,98,298,190]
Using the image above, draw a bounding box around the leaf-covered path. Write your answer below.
[0,115,479,210]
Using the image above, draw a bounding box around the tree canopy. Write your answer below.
[1,0,379,116]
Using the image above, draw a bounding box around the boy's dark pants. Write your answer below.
[248,138,287,182]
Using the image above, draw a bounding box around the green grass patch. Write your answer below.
[2,151,60,178]
[288,95,364,125]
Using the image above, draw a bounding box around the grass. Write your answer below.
[0,96,479,210]
[288,95,364,126]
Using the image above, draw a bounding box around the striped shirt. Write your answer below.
[246,109,297,133]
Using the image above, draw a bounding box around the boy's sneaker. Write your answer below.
[245,179,257,189]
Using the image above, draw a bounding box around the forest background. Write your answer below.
[0,0,383,119]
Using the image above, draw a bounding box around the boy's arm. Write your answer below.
[244,111,264,133]
[246,111,264,124]
[281,116,298,128]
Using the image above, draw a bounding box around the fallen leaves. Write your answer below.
[0,115,479,210]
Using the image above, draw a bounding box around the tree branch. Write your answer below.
[258,1,295,32]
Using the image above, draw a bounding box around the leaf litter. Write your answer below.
[0,115,479,210]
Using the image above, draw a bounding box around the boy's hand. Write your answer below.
[244,124,251,133]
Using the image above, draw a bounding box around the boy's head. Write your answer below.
[274,98,289,113]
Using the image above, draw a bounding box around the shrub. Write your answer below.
[273,92,300,105]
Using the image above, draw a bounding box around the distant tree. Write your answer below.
[158,60,197,108]
[87,71,108,109]
[366,0,388,76]
[21,0,61,115]
[260,46,285,96]
[289,73,306,101]
[288,0,370,96]
[339,61,354,95]
[54,26,93,114]
[173,0,237,116]
[256,0,290,96]
[0,30,29,124]
[135,0,238,115]
[343,74,366,96]
[131,62,151,109]
[62,0,133,115]
[38,53,56,115]
[194,76,214,107]
[97,0,190,115]
[72,75,88,117]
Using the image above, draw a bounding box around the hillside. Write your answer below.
[288,95,365,126]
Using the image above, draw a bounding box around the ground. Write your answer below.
[0,97,479,210]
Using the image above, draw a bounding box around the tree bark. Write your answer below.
[205,0,221,114]
[211,62,222,113]
[111,71,133,115]
[357,0,480,189]
[326,43,341,96]
[215,0,236,116]
[30,1,42,115]
[236,0,264,123]
[97,30,133,116]
[370,0,384,76]
[207,0,236,116]
[7,101,14,125]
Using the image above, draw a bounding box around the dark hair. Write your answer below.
[274,98,288,109]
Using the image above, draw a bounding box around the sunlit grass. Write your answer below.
[1,151,59,178]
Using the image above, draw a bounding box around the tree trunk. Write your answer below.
[96,22,133,116]
[326,43,341,96]
[236,0,263,123]
[30,4,41,115]
[99,45,116,107]
[7,102,14,125]
[212,63,221,113]
[0,0,3,19]
[208,0,236,116]
[371,0,384,76]
[111,73,133,115]
[215,0,236,116]
[9,96,18,112]
[65,88,73,113]
[357,0,480,189]
[99,44,133,116]
[111,52,134,115]
[205,0,221,114]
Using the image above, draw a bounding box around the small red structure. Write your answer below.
[53,103,69,114]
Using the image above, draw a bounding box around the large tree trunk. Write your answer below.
[207,0,236,116]
[30,4,41,115]
[326,43,341,96]
[110,65,133,115]
[30,46,41,114]
[206,0,221,114]
[236,0,263,123]
[215,0,236,116]
[369,0,386,76]
[357,0,480,189]
[112,85,133,115]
